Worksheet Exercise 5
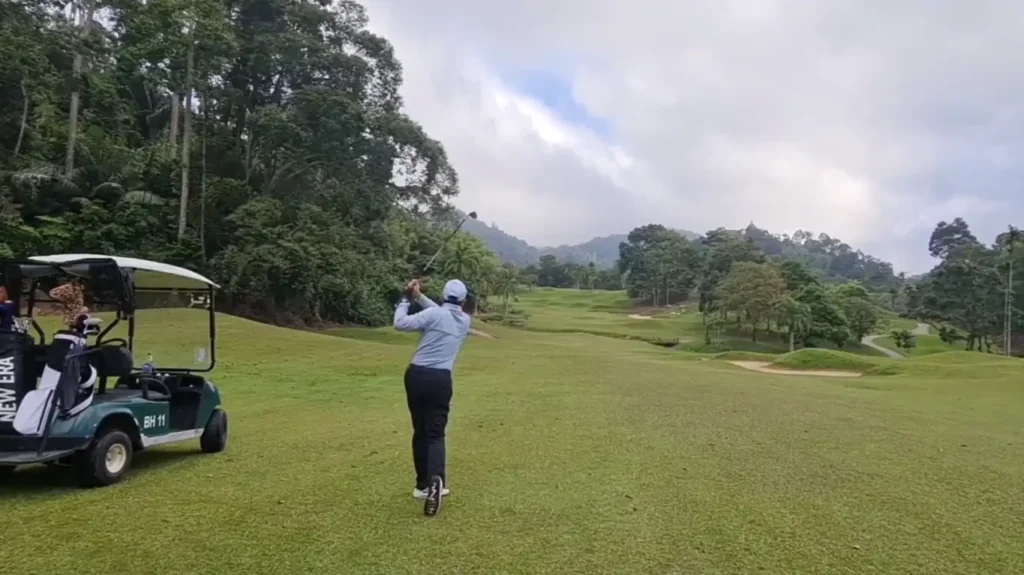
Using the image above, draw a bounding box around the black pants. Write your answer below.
[404,364,453,490]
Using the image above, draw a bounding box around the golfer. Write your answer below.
[393,278,471,517]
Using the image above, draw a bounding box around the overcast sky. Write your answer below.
[364,0,1024,273]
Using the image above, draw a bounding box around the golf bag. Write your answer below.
[13,331,96,436]
[0,330,33,434]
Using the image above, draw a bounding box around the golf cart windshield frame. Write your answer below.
[1,257,217,373]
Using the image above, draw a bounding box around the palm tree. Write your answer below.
[492,264,519,314]
[779,296,812,352]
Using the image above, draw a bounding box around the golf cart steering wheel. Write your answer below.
[100,337,129,347]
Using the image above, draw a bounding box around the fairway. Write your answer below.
[2,307,1024,574]
[515,288,892,357]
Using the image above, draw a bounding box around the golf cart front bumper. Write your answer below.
[0,435,91,466]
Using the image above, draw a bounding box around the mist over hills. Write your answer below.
[462,218,699,268]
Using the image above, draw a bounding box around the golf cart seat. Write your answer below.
[88,344,177,400]
[111,373,173,402]
[90,345,134,382]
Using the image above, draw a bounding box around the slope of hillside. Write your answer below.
[463,218,697,268]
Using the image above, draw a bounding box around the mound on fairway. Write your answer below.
[710,350,778,362]
[771,348,881,373]
[3,310,1024,574]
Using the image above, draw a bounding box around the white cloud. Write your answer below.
[364,0,1024,272]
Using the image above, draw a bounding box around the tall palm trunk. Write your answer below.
[66,0,97,177]
[200,91,208,263]
[178,33,195,239]
[14,81,28,157]
[170,95,181,151]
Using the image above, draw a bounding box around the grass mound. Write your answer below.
[710,350,778,362]
[771,348,881,373]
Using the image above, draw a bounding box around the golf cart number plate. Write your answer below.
[142,414,167,429]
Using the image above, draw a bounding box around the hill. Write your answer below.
[462,217,698,268]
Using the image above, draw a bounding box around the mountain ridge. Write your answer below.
[462,217,698,268]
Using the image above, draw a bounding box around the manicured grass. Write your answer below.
[3,307,1024,573]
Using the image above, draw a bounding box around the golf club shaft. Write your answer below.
[423,215,471,271]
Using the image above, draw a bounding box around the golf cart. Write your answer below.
[0,254,227,487]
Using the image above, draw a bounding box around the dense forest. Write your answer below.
[0,0,502,326]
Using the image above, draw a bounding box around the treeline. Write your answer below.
[0,0,502,327]
[521,219,1023,355]
[614,224,888,347]
[906,218,1022,354]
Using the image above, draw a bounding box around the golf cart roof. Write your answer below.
[28,254,219,290]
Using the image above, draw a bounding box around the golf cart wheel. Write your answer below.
[200,409,228,454]
[77,429,134,488]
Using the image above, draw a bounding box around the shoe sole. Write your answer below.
[424,476,444,517]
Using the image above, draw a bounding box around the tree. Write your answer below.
[616,226,700,305]
[938,326,964,347]
[891,330,917,355]
[929,217,978,259]
[777,296,812,352]
[796,283,851,348]
[537,255,570,287]
[696,228,765,322]
[0,0,475,328]
[717,262,787,342]
[833,282,882,342]
[491,263,519,314]
[913,242,1002,351]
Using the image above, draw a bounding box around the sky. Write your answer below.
[362,0,1024,273]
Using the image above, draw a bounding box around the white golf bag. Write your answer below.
[13,331,97,436]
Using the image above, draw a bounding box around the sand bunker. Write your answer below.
[628,314,654,320]
[727,361,862,378]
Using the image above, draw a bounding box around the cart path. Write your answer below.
[861,323,930,359]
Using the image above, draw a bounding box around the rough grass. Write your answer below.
[2,307,1024,574]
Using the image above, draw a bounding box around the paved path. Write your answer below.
[861,323,930,358]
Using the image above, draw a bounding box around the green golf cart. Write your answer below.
[0,254,227,487]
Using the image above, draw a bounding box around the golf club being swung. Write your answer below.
[423,211,477,272]
[405,211,478,302]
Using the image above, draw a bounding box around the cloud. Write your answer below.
[364,0,1024,273]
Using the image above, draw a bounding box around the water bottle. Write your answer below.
[142,353,155,376]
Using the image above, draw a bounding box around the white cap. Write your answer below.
[443,279,467,303]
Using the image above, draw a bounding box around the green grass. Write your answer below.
[3,305,1024,573]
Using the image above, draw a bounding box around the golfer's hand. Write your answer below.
[407,279,421,299]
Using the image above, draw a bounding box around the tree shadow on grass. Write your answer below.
[0,447,203,497]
